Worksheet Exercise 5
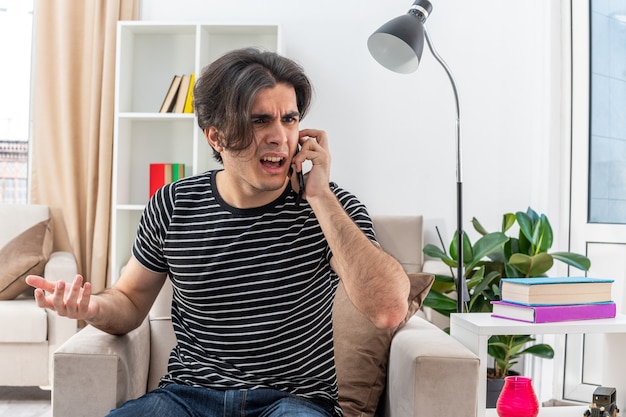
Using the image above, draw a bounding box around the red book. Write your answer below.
[149,163,165,197]
[491,300,617,323]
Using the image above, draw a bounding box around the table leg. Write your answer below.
[450,319,490,417]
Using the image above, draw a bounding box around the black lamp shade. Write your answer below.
[367,13,425,74]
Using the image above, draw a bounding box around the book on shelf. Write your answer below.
[174,74,192,113]
[183,73,195,113]
[159,75,182,113]
[149,163,185,197]
[500,276,614,305]
[491,300,617,323]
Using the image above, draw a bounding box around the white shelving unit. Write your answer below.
[111,22,282,283]
[450,312,626,417]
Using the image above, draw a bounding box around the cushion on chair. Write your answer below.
[333,272,434,417]
[0,299,48,342]
[0,219,53,300]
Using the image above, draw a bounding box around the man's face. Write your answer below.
[218,83,300,207]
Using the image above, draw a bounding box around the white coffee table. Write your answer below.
[450,312,626,417]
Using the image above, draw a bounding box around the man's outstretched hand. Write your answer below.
[25,274,97,321]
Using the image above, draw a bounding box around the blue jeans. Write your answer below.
[105,385,338,417]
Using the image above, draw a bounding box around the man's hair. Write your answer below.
[194,48,313,163]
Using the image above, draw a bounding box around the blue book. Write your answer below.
[500,277,614,306]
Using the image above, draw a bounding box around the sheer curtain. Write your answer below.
[31,0,138,292]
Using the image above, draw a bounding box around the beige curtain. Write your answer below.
[31,0,138,292]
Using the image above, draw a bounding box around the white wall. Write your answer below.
[140,0,567,248]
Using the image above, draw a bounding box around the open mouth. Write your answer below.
[261,156,286,170]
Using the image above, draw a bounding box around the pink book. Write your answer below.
[491,300,617,323]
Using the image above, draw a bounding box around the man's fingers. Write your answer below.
[79,282,92,313]
[28,274,91,319]
[65,275,84,306]
[33,288,52,309]
[25,275,57,293]
[299,129,328,150]
[51,280,67,313]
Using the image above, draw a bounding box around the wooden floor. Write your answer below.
[0,386,51,417]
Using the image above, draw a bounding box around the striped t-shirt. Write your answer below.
[132,170,375,414]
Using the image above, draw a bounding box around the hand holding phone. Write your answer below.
[293,130,329,204]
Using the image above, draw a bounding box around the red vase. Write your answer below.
[496,376,539,417]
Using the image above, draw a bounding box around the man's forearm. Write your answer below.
[85,288,146,336]
[308,190,410,328]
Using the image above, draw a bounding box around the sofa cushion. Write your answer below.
[0,298,48,342]
[333,272,434,417]
[0,219,53,300]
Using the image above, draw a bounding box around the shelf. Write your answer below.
[115,204,145,211]
[486,405,588,417]
[451,312,626,336]
[110,22,280,283]
[118,112,195,121]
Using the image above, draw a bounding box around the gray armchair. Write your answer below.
[53,216,479,417]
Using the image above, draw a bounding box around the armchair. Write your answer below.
[53,215,479,417]
[0,204,78,387]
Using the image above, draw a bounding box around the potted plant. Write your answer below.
[423,207,591,406]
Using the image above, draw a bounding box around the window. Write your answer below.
[0,0,33,203]
[562,0,626,404]
[589,1,626,223]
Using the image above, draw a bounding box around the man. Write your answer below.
[27,48,410,417]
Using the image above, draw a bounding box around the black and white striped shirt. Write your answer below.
[132,170,375,413]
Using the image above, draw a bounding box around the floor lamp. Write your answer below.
[367,0,468,312]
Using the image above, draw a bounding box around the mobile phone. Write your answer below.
[295,145,305,206]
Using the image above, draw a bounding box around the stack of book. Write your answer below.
[159,74,195,114]
[491,276,616,323]
[149,163,185,197]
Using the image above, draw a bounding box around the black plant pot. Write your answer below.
[486,376,505,408]
[486,369,520,408]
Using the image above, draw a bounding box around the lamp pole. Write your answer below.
[423,26,466,313]
[368,0,467,312]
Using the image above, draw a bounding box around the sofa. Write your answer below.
[52,215,480,417]
[0,204,78,387]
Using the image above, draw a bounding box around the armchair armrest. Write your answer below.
[385,315,480,417]
[422,259,453,276]
[52,318,151,417]
[44,251,78,284]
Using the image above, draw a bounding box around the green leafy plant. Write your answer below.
[423,207,591,379]
[487,335,552,379]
